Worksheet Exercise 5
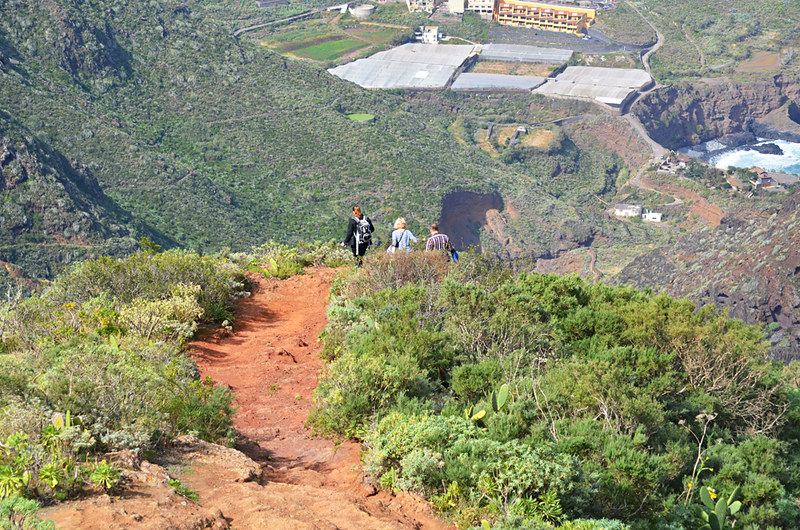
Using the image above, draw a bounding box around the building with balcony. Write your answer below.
[407,0,436,12]
[494,1,596,34]
[466,0,495,18]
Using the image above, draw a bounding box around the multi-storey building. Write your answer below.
[449,0,466,14]
[494,1,596,34]
[466,0,494,18]
[407,0,435,13]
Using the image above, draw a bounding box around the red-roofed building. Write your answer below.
[749,167,773,188]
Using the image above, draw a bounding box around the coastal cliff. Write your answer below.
[635,74,800,149]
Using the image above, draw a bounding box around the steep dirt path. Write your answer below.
[189,268,448,529]
[42,268,448,529]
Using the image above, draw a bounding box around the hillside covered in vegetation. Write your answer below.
[2,245,799,528]
[0,0,670,283]
[595,0,800,83]
[311,251,800,529]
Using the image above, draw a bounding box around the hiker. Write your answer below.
[342,205,374,267]
[425,223,457,262]
[388,217,418,252]
[425,223,450,252]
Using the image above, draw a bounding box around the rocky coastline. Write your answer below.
[681,120,799,164]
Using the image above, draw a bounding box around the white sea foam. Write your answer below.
[704,140,727,152]
[710,139,800,176]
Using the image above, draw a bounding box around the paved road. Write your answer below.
[232,10,317,37]
[625,114,666,158]
[488,26,651,54]
[624,0,663,75]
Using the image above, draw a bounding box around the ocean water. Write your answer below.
[710,139,800,176]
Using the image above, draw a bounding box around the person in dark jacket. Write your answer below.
[341,205,374,267]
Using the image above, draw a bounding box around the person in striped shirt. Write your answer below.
[425,223,450,252]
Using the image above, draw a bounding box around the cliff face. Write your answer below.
[636,74,800,149]
[0,115,164,278]
[2,1,132,87]
[613,190,800,361]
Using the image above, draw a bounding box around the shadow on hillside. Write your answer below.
[439,190,504,251]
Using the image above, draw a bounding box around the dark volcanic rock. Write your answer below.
[718,132,758,148]
[744,142,783,155]
[636,74,800,149]
[613,190,800,361]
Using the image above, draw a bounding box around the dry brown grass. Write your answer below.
[514,63,556,76]
[475,129,498,156]
[519,129,553,148]
[344,250,452,298]
[738,52,780,72]
[495,126,519,145]
[471,61,556,77]
[471,61,515,74]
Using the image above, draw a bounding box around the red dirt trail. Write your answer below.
[191,268,447,529]
[43,268,448,529]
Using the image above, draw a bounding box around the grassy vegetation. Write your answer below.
[597,0,800,82]
[0,239,346,511]
[0,248,243,506]
[258,12,409,62]
[347,113,375,121]
[292,37,369,60]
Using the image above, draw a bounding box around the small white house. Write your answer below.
[642,211,663,222]
[613,204,642,217]
[418,25,440,44]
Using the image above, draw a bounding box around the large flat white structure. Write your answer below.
[480,44,572,64]
[535,66,652,106]
[451,72,546,91]
[328,43,475,89]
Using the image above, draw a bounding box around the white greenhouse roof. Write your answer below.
[451,73,546,91]
[480,44,572,64]
[534,66,651,106]
[553,66,651,89]
[328,43,476,89]
[374,43,475,66]
[329,59,458,89]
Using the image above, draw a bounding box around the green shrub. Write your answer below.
[0,496,54,529]
[310,255,798,526]
[42,249,247,323]
[451,359,502,403]
[166,378,237,446]
[169,478,199,502]
[0,248,246,503]
[230,240,351,279]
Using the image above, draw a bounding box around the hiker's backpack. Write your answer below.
[355,216,372,248]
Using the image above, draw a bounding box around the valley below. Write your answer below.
[3,0,800,527]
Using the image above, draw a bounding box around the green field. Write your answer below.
[293,37,370,61]
[257,12,408,63]
[347,113,375,121]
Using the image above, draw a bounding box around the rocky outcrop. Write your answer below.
[635,74,800,149]
[0,115,168,279]
[1,2,132,86]
[614,190,800,361]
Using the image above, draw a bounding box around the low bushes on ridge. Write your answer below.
[310,251,800,528]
